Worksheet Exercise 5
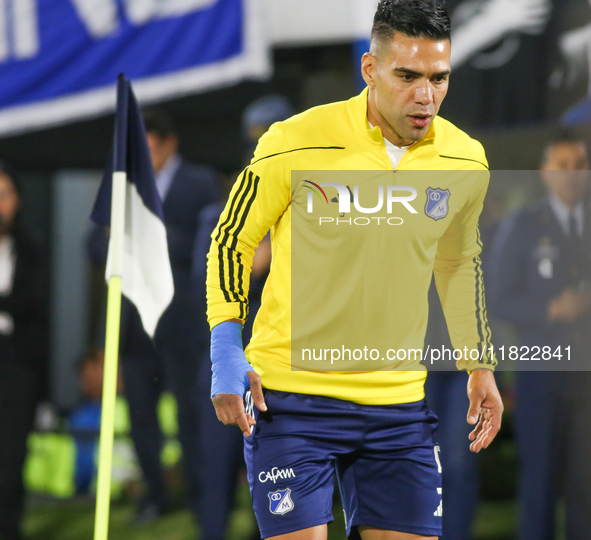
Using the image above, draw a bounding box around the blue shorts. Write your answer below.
[244,390,442,539]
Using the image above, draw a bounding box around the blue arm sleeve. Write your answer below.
[210,321,254,398]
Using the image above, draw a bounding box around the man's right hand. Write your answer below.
[547,288,591,322]
[210,320,267,436]
[212,372,266,436]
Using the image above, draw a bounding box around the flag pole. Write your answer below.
[94,76,129,540]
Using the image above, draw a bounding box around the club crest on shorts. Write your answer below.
[268,488,295,515]
[425,188,450,221]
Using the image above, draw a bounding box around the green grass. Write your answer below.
[25,499,197,540]
[23,483,518,540]
[472,500,516,540]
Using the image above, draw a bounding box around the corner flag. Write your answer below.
[91,73,174,337]
[90,74,173,540]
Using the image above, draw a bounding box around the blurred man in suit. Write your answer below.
[119,108,221,523]
[0,163,48,540]
[192,94,294,540]
[488,135,591,540]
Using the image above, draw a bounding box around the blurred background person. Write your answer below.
[88,107,221,526]
[0,163,48,540]
[69,350,106,496]
[424,310,481,540]
[119,108,220,525]
[423,192,502,540]
[192,94,294,540]
[488,135,591,540]
[68,349,128,496]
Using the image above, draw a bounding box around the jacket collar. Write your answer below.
[348,87,437,151]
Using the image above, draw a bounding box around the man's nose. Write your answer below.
[415,86,433,105]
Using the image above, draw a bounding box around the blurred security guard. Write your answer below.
[119,108,220,523]
[488,136,591,540]
[192,94,293,540]
[0,163,48,540]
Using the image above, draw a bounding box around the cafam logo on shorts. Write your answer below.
[258,467,296,483]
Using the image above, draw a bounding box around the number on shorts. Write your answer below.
[434,445,442,473]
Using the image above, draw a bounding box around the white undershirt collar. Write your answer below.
[155,153,182,202]
[548,193,584,237]
[368,121,414,169]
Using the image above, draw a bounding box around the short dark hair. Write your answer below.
[542,131,588,166]
[142,107,177,138]
[371,0,451,47]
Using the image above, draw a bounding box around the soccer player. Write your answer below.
[206,1,504,539]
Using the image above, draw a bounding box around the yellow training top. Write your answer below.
[206,87,495,405]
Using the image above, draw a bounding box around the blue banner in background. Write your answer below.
[0,0,270,136]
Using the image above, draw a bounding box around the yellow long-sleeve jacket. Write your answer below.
[206,87,495,405]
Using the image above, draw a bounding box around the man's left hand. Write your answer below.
[466,370,504,453]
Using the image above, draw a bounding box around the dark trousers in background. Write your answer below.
[0,362,41,540]
[515,371,591,540]
[425,371,479,540]
[122,336,202,516]
[196,353,245,540]
[192,293,263,540]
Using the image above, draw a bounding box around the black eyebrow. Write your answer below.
[394,67,452,78]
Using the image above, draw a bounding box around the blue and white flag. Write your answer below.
[91,74,174,338]
[0,0,269,136]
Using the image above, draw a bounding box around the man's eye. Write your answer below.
[401,74,414,81]
[432,77,447,84]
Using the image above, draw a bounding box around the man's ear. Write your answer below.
[361,52,377,88]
